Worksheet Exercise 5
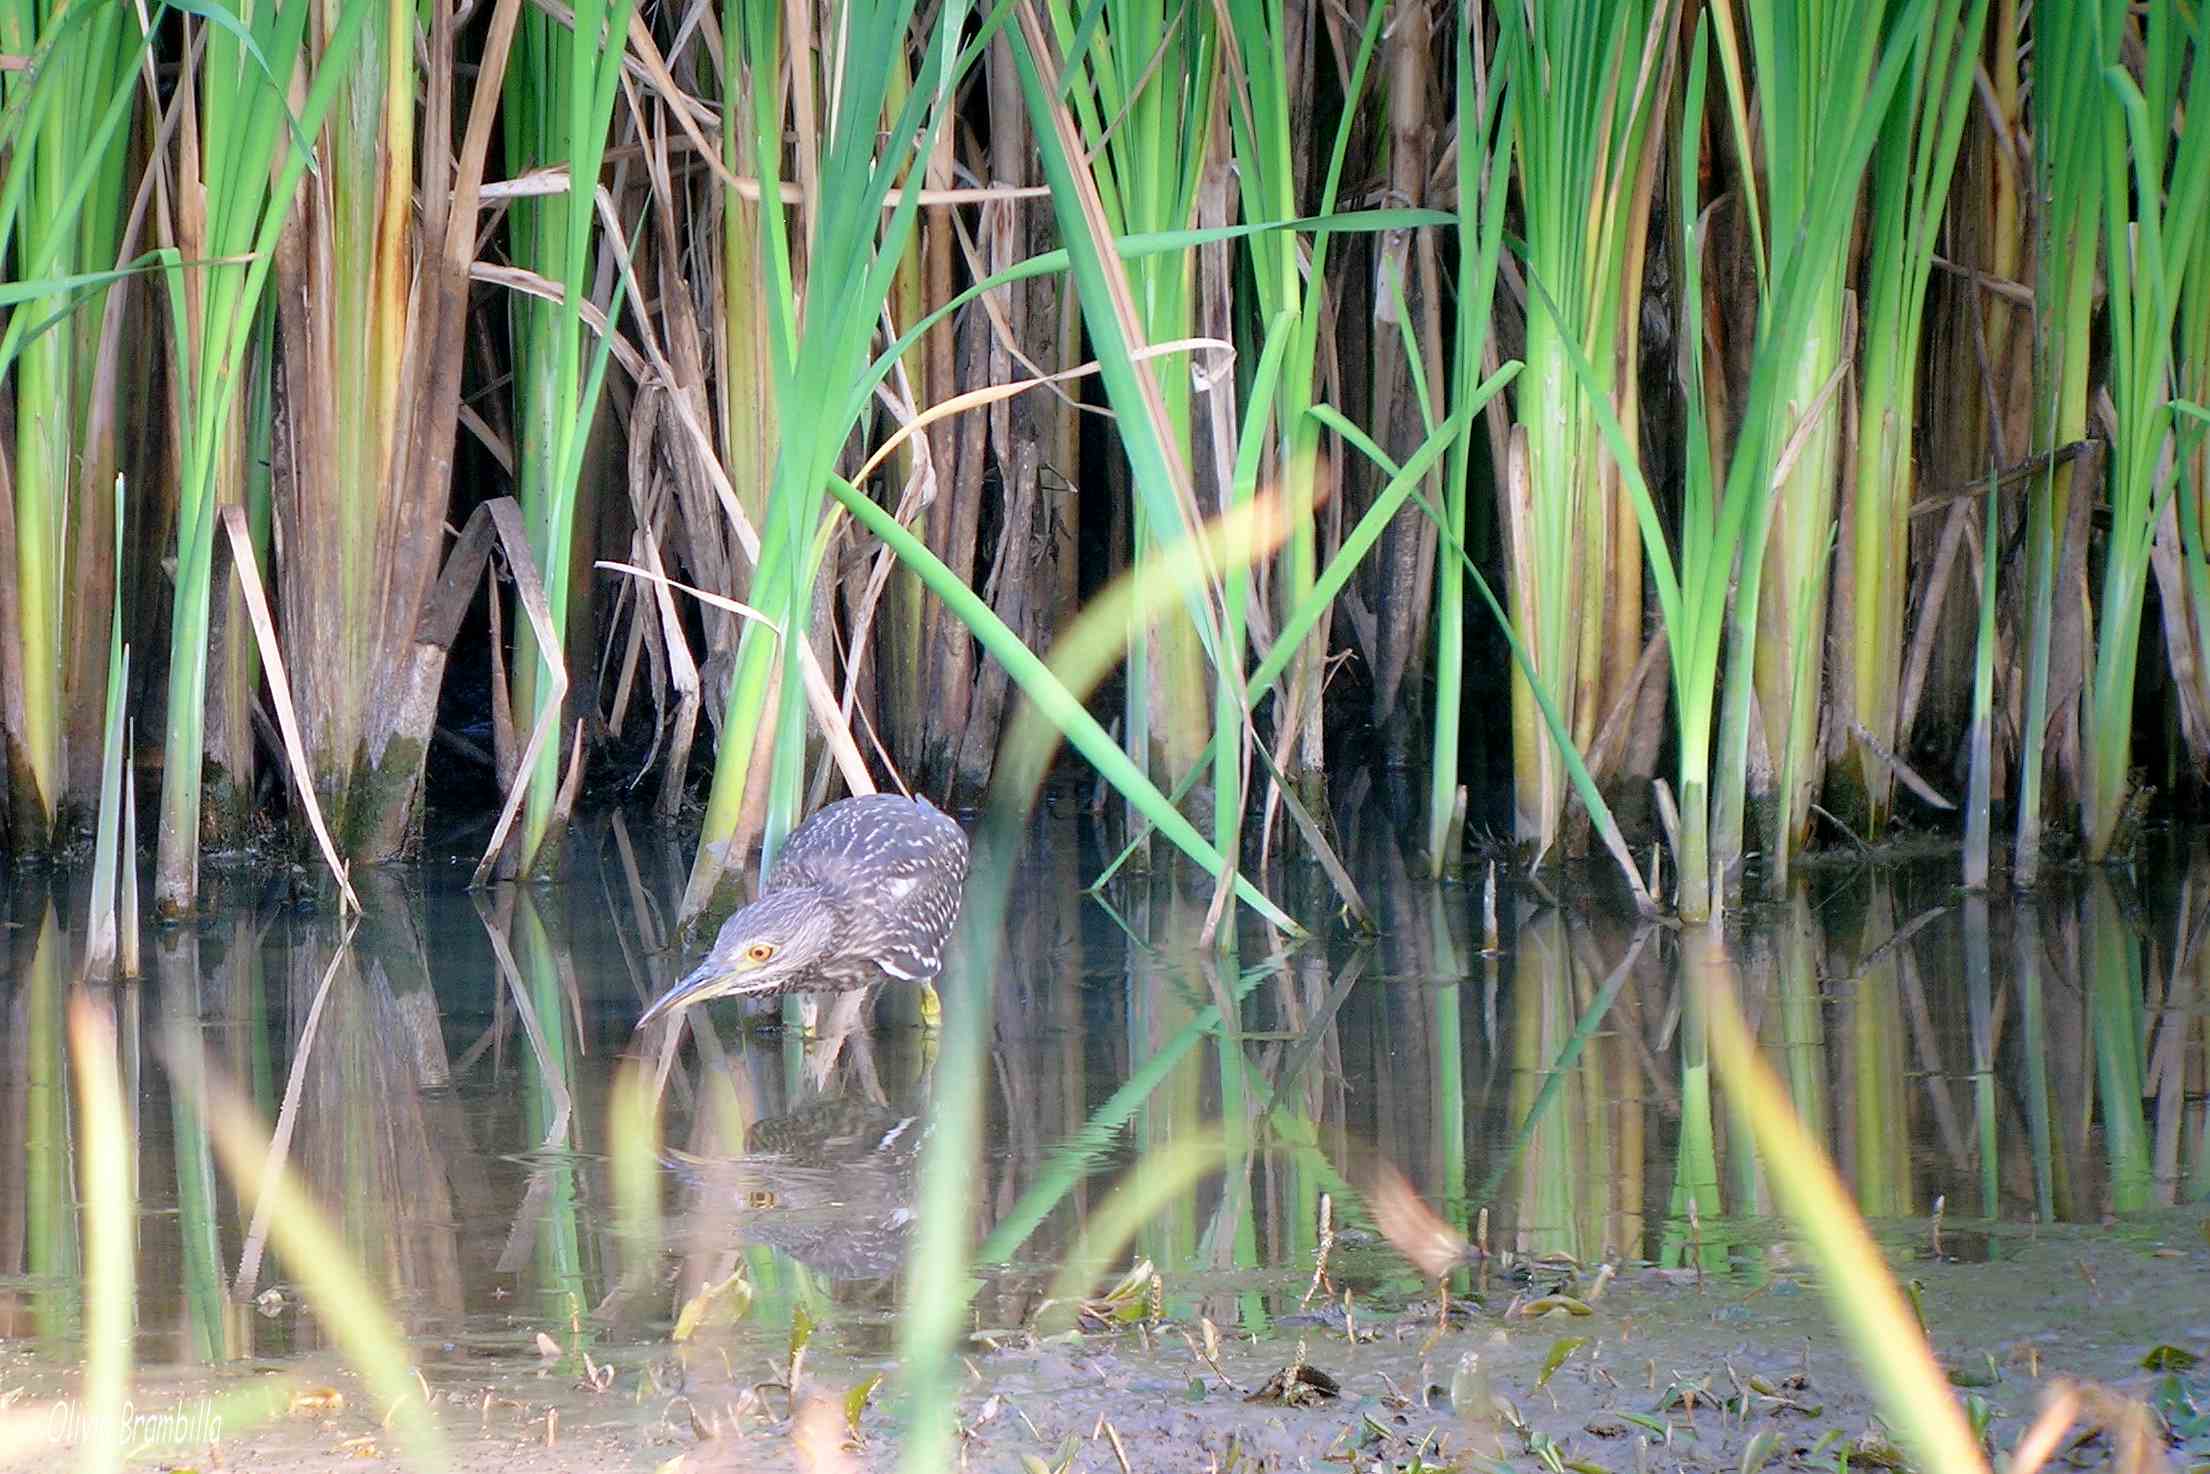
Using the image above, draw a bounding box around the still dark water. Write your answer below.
[2,805,2206,1409]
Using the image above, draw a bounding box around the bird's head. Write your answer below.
[637,888,839,1026]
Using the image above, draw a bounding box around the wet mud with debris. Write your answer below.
[7,1212,2205,1472]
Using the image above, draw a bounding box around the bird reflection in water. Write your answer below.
[671,1093,931,1282]
[647,943,942,1295]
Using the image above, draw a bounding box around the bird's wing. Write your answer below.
[869,873,965,980]
[767,796,969,983]
[769,795,969,896]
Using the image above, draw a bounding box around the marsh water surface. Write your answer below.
[3,804,2208,1471]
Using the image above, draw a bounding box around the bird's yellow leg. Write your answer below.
[918,981,942,1031]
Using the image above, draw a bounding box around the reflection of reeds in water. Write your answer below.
[286,909,466,1339]
[1840,885,1914,1219]
[1664,927,1724,1272]
[2148,862,2208,1204]
[7,843,2210,1470]
[1775,886,1830,1155]
[159,922,248,1364]
[1482,906,1660,1268]
[1510,911,1579,1258]
[1964,897,2001,1217]
[2035,886,2099,1220]
[987,825,1089,1261]
[1129,882,1204,1275]
[2088,878,2155,1212]
[1,903,76,1345]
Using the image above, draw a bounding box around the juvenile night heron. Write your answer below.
[638,793,969,1026]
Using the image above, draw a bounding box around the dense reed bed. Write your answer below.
[1,0,2205,920]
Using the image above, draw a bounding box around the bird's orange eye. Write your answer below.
[744,942,777,964]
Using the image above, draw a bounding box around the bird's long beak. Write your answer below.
[636,957,727,1029]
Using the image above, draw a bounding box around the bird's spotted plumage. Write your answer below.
[766,794,968,982]
[637,794,969,1024]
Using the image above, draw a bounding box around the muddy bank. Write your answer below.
[5,1211,2203,1472]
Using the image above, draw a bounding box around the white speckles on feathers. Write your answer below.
[764,793,969,989]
